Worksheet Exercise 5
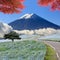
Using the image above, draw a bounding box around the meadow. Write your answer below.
[0,40,46,60]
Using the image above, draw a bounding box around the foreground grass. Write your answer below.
[44,44,57,60]
[0,40,46,60]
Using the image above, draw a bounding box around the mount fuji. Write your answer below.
[9,13,60,30]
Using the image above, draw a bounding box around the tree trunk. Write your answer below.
[12,39,14,42]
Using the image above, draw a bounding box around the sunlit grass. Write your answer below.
[44,45,57,60]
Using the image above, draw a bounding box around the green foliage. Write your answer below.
[44,45,57,60]
[0,40,46,60]
[4,31,21,42]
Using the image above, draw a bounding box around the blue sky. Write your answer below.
[0,0,60,26]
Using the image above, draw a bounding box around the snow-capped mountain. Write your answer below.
[9,13,60,30]
[20,13,33,19]
[0,22,13,37]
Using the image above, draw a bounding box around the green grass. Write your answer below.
[0,40,46,60]
[0,40,57,60]
[44,44,57,60]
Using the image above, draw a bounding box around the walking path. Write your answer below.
[44,41,60,60]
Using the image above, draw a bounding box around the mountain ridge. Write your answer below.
[9,13,60,30]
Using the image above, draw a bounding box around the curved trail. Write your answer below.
[44,41,60,60]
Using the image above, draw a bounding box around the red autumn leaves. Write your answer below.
[0,0,24,14]
[0,0,60,14]
[38,0,60,11]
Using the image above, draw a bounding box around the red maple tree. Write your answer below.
[0,0,24,14]
[38,0,60,11]
[0,0,60,14]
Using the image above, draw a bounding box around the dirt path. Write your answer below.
[44,41,60,60]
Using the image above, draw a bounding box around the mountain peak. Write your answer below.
[9,14,60,30]
[20,13,33,19]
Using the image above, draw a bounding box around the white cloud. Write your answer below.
[14,30,34,35]
[35,28,57,35]
[13,28,60,36]
[0,22,13,37]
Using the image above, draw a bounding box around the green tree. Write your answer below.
[4,31,21,42]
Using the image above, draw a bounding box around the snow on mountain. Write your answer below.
[20,13,33,19]
[0,22,13,37]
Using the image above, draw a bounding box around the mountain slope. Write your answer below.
[9,14,60,30]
